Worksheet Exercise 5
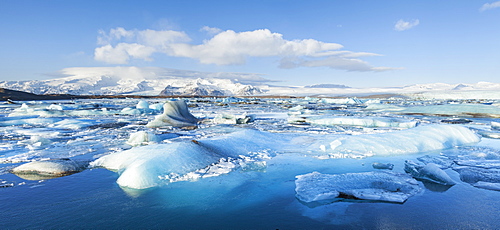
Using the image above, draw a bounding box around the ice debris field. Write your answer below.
[1,96,500,228]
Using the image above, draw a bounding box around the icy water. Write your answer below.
[1,97,500,229]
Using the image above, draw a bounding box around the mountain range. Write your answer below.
[1,67,500,99]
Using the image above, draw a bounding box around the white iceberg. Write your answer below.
[295,171,422,203]
[213,113,255,124]
[146,100,198,128]
[372,162,394,170]
[11,158,88,180]
[404,161,456,185]
[91,129,284,189]
[126,131,160,146]
[322,125,479,156]
[135,100,149,110]
[296,116,417,128]
[453,166,500,191]
[492,121,500,130]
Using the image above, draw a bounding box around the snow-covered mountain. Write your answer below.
[0,67,268,96]
[1,66,500,99]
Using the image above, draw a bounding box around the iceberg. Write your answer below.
[372,162,394,170]
[91,129,284,189]
[294,116,417,128]
[126,131,160,146]
[295,171,422,203]
[404,161,456,185]
[453,166,500,191]
[400,104,500,118]
[492,121,500,130]
[322,125,479,156]
[213,113,255,124]
[11,158,88,180]
[146,100,198,128]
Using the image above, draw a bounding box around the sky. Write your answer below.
[1,0,499,88]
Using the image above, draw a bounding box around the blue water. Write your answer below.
[2,156,499,229]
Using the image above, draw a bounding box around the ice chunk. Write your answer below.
[213,113,255,124]
[146,100,198,128]
[400,104,500,118]
[453,166,500,191]
[492,121,500,130]
[372,162,394,170]
[320,98,363,104]
[91,129,286,189]
[301,116,417,128]
[148,103,164,111]
[135,100,149,109]
[476,130,500,139]
[11,158,88,180]
[18,136,52,150]
[120,107,142,115]
[404,160,456,185]
[126,131,160,146]
[324,125,479,156]
[440,118,472,124]
[50,119,96,129]
[416,155,454,169]
[295,171,422,203]
[91,142,222,189]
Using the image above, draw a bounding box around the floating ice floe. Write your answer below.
[453,166,500,191]
[492,121,500,130]
[290,116,417,128]
[213,113,255,124]
[404,160,456,185]
[320,125,479,157]
[11,158,88,180]
[401,104,500,118]
[320,98,363,104]
[295,171,423,203]
[91,129,283,189]
[372,162,394,170]
[146,100,198,128]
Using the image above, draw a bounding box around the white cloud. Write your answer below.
[94,43,155,64]
[480,1,500,11]
[168,29,344,65]
[94,27,396,72]
[394,19,420,31]
[200,26,222,35]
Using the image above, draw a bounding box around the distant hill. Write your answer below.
[0,67,268,97]
[0,88,75,101]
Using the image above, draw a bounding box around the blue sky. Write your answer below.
[1,0,499,87]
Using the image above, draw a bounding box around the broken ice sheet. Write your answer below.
[295,171,423,204]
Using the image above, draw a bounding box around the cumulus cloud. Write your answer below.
[480,1,500,11]
[94,43,155,64]
[394,19,420,31]
[94,27,396,72]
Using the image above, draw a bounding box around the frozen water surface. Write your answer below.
[1,97,500,229]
